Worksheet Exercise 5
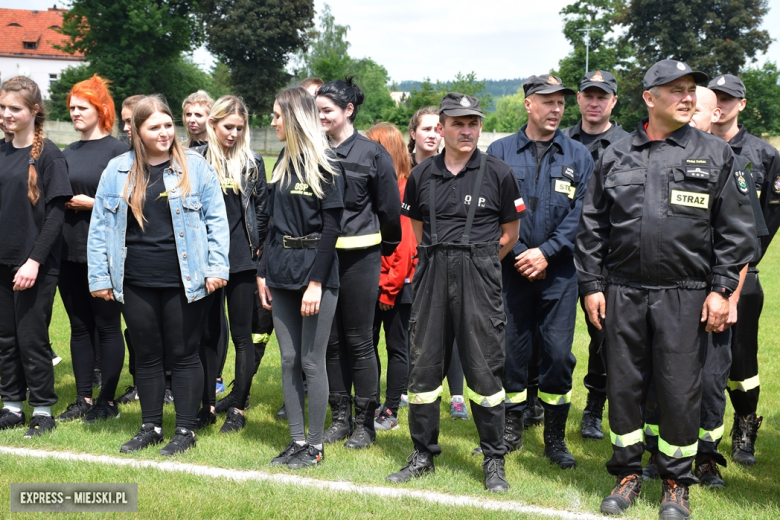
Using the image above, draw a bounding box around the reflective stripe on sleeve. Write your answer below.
[610,428,644,448]
[467,387,506,408]
[659,438,698,459]
[538,390,572,406]
[699,424,725,443]
[505,390,527,404]
[727,374,760,392]
[644,423,659,437]
[408,386,443,405]
[336,233,382,249]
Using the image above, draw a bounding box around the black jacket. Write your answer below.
[562,120,629,164]
[725,125,780,265]
[332,130,402,256]
[195,144,268,259]
[575,120,755,295]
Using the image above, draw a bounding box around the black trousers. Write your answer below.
[407,243,507,459]
[604,285,706,484]
[327,246,381,400]
[58,261,125,401]
[698,330,732,459]
[251,286,273,374]
[727,271,762,416]
[0,264,59,407]
[580,296,607,396]
[121,284,211,430]
[373,300,411,414]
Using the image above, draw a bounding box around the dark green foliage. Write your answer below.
[483,89,528,133]
[396,78,526,100]
[740,62,780,137]
[46,64,92,122]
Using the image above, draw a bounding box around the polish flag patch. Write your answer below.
[514,197,526,212]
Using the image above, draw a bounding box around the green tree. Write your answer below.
[484,89,528,133]
[199,0,314,119]
[740,62,780,136]
[46,64,92,122]
[208,61,234,100]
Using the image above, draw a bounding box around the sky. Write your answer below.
[12,0,780,83]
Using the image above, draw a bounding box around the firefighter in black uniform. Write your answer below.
[385,93,525,492]
[486,75,593,470]
[709,74,780,467]
[576,60,755,519]
[561,70,628,441]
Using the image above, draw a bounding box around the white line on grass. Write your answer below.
[0,446,605,520]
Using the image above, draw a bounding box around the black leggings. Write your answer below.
[200,270,256,409]
[373,301,410,414]
[327,247,381,400]
[121,284,211,430]
[58,261,124,400]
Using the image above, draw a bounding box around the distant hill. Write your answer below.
[395,78,525,99]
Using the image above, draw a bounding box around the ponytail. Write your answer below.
[317,76,365,123]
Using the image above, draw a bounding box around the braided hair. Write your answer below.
[1,76,46,204]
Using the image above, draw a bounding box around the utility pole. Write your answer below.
[577,27,594,74]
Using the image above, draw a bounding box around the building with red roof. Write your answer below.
[0,7,86,98]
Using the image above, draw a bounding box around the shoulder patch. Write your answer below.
[774,175,780,194]
[735,170,749,194]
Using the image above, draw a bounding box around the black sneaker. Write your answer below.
[215,382,250,414]
[220,407,246,433]
[159,427,196,456]
[83,399,120,423]
[287,444,324,469]
[0,408,25,430]
[116,386,139,405]
[194,408,216,430]
[600,474,642,515]
[120,423,164,453]
[482,457,510,492]
[374,407,399,431]
[270,441,306,466]
[24,415,56,438]
[164,389,174,405]
[56,396,93,423]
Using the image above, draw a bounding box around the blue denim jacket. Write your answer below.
[87,149,230,303]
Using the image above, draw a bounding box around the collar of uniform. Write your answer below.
[728,124,748,149]
[569,119,621,142]
[332,128,359,158]
[431,147,481,177]
[633,118,691,147]
[515,124,565,153]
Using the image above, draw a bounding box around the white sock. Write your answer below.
[451,395,464,403]
[313,444,323,450]
[32,406,52,417]
[4,401,23,414]
[295,440,306,446]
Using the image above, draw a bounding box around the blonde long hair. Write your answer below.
[125,95,190,229]
[272,87,338,198]
[205,95,256,194]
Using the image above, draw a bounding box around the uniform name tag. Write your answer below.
[671,189,709,209]
[554,179,575,199]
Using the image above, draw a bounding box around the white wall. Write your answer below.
[0,56,85,99]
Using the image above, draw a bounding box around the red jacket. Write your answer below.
[379,176,417,305]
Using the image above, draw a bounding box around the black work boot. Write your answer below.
[386,450,435,483]
[505,409,525,452]
[323,393,352,444]
[659,479,690,520]
[600,473,642,515]
[694,455,726,489]
[581,392,606,440]
[344,397,377,449]
[731,412,762,467]
[542,409,576,469]
[642,452,660,481]
[524,387,544,428]
[482,457,510,492]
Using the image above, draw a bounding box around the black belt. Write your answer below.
[277,233,321,249]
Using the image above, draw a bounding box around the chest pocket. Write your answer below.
[342,162,371,211]
[102,196,122,229]
[604,170,645,222]
[667,167,715,220]
[550,165,577,207]
[181,195,203,228]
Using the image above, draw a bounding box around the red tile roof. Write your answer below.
[0,7,84,60]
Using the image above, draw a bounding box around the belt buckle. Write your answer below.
[282,235,293,249]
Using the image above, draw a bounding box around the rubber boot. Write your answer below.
[731,412,762,467]
[581,392,606,440]
[344,397,377,449]
[323,393,352,444]
[542,409,576,469]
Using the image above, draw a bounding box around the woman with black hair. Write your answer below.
[316,78,402,449]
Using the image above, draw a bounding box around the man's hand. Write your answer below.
[514,248,548,280]
[716,295,739,333]
[583,292,606,330]
[701,292,729,332]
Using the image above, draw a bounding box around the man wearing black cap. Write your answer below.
[708,73,780,468]
[386,93,525,492]
[576,60,755,519]
[485,75,593,469]
[562,70,629,441]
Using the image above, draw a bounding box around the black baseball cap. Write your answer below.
[439,92,484,118]
[579,70,618,94]
[643,60,708,90]
[523,74,576,97]
[708,74,746,99]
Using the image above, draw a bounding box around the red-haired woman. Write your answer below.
[0,76,73,438]
[56,75,128,423]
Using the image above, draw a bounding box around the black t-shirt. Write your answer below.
[124,161,182,287]
[402,148,525,245]
[62,136,128,263]
[0,138,72,270]
[222,180,255,273]
[265,159,346,290]
[579,130,606,147]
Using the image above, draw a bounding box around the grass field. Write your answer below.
[0,158,778,519]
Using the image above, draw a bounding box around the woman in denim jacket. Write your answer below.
[87,95,229,456]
